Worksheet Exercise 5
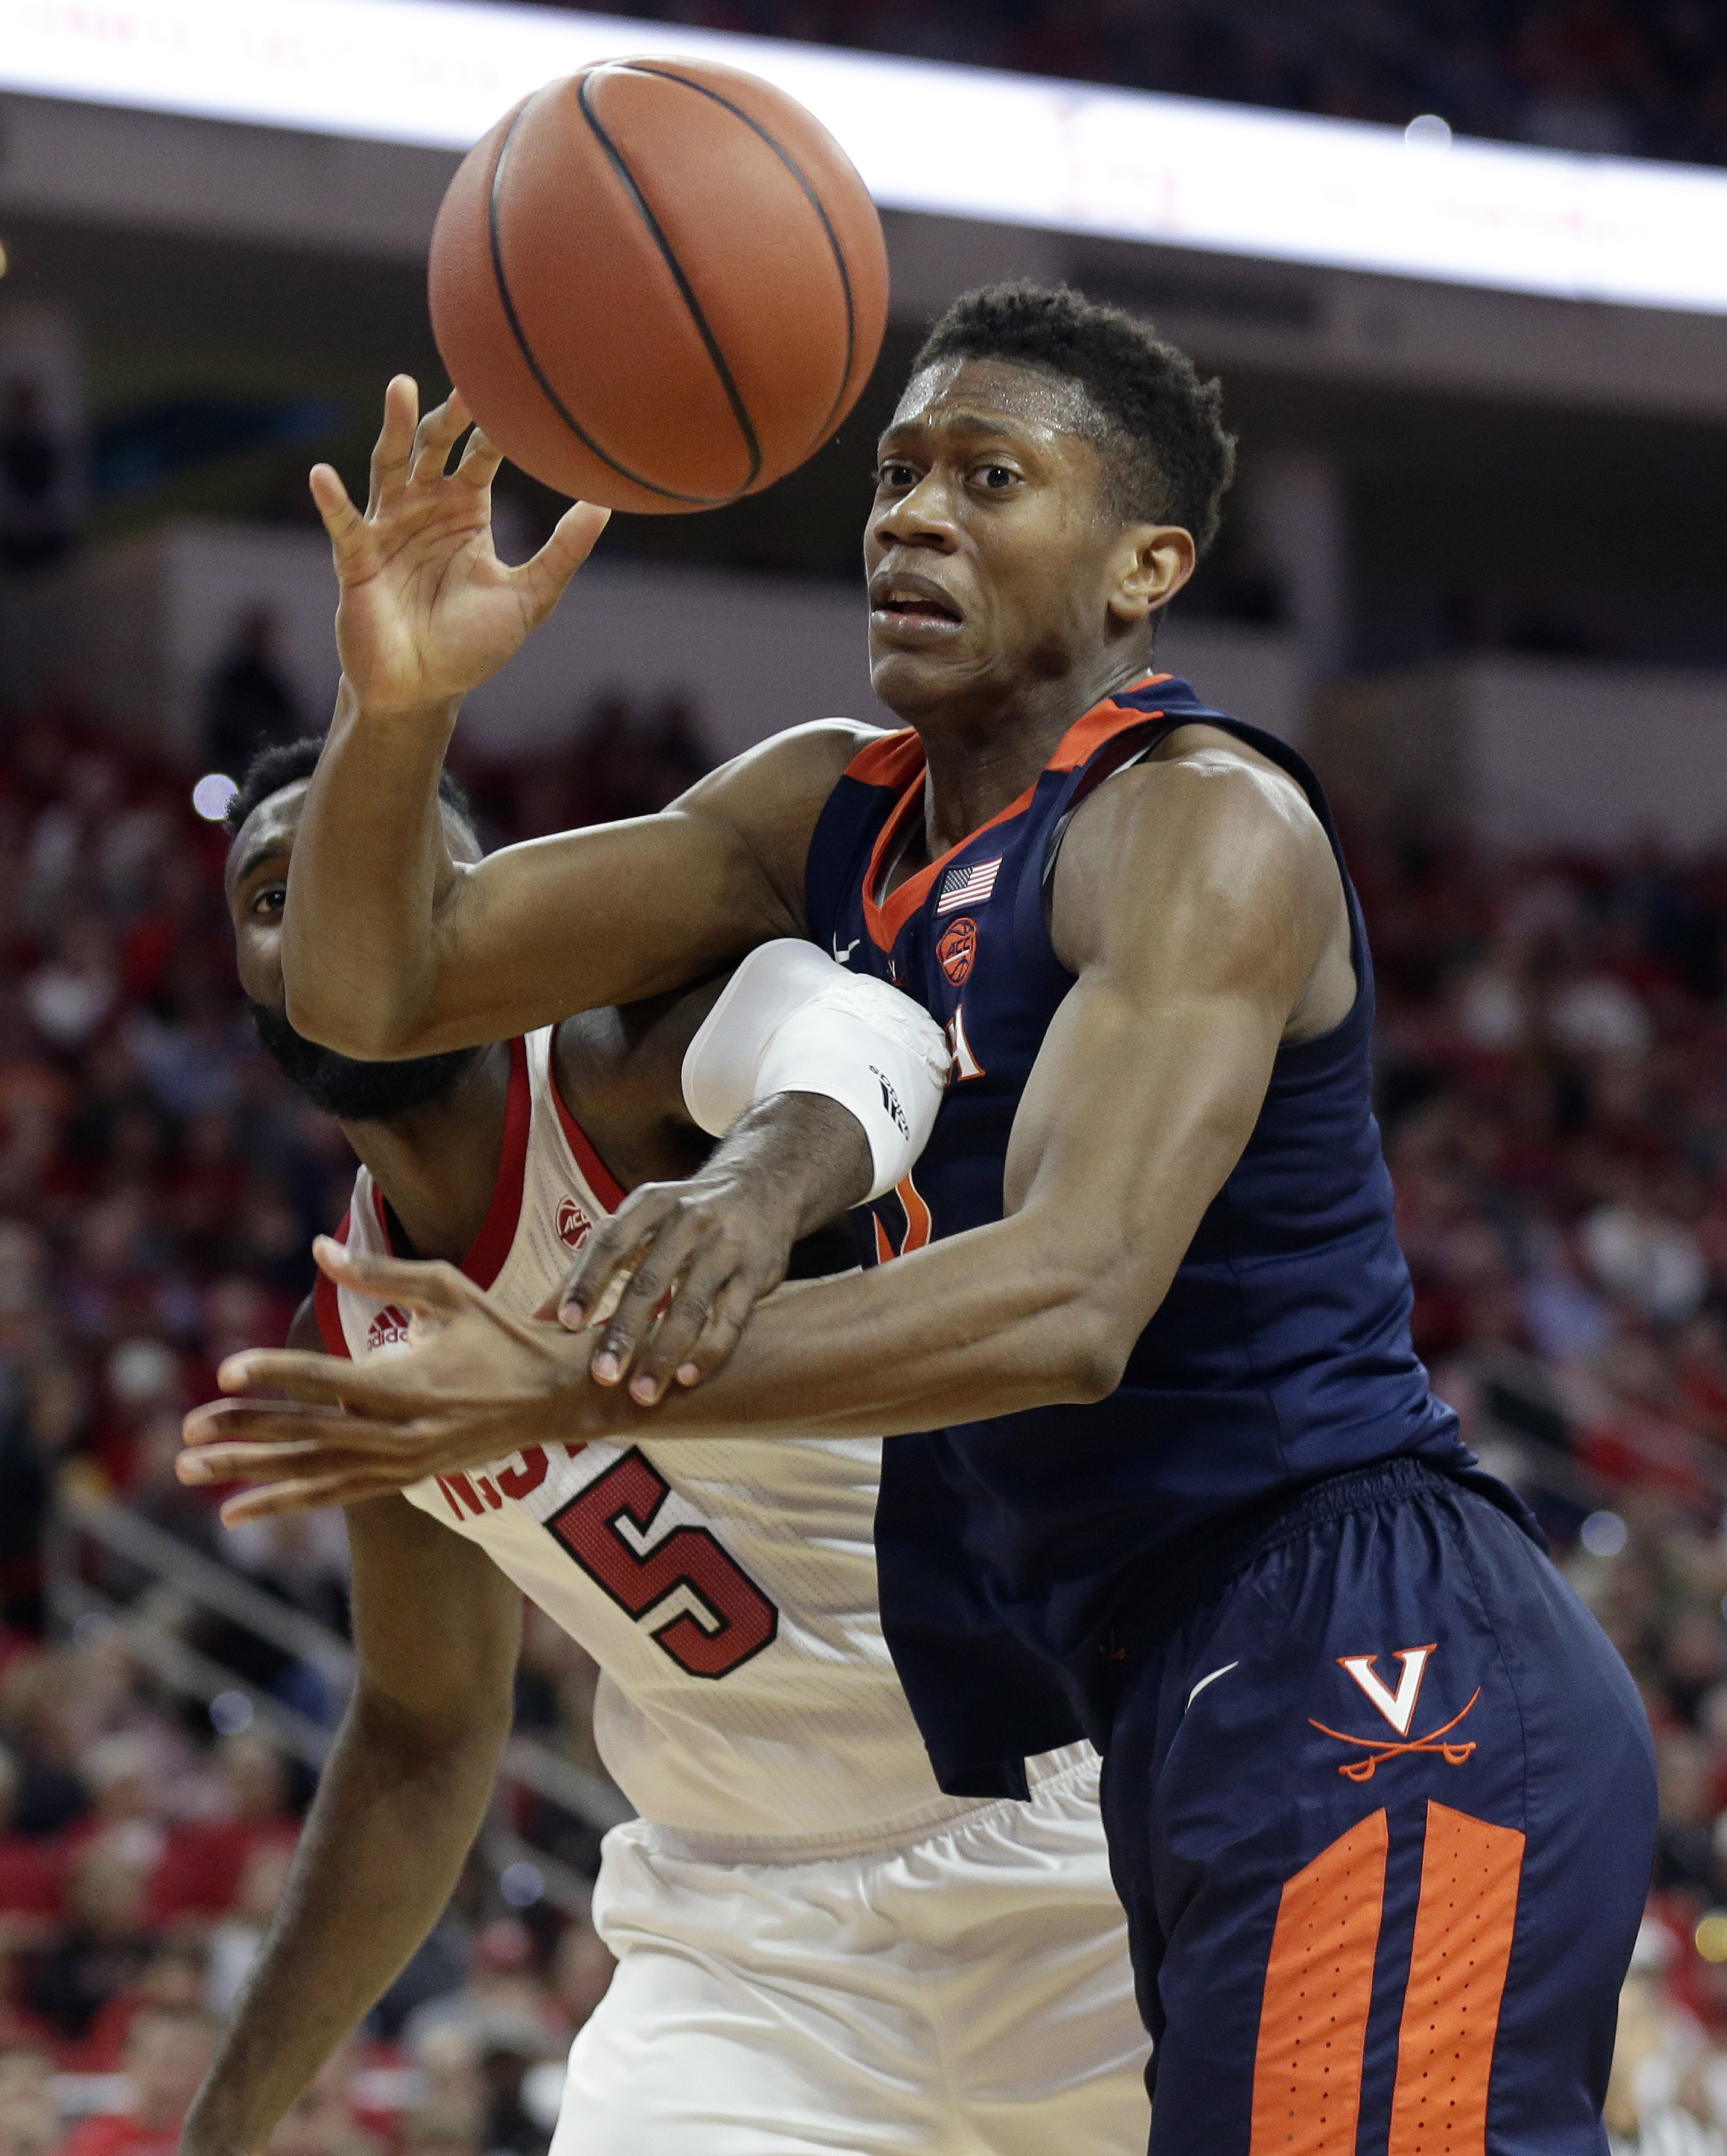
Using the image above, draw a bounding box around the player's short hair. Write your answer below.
[224,738,475,840]
[910,282,1237,554]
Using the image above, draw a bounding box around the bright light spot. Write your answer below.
[1405,113,1453,150]
[192,772,239,822]
[1697,1912,1727,1963]
[1580,1510,1629,1558]
[500,1861,544,1908]
[210,1689,254,1734]
[519,2062,566,2133]
[0,241,9,279]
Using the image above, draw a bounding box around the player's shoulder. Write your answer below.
[1054,719,1340,968]
[722,716,892,791]
[683,717,889,825]
[1097,722,1328,863]
[670,719,895,933]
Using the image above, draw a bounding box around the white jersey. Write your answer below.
[318,1027,987,1842]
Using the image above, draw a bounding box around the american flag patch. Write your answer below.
[935,856,1003,914]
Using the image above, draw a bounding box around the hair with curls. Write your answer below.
[224,738,474,840]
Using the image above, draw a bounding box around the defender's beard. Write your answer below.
[247,1000,479,1121]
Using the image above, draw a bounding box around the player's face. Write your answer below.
[225,783,308,1014]
[225,786,482,1121]
[864,359,1173,723]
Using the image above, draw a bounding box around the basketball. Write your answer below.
[427,58,889,515]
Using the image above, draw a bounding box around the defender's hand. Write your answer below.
[177,1239,604,1520]
[310,377,609,714]
[553,1093,872,1405]
[546,1172,794,1409]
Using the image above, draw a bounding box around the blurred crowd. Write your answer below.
[14,668,1727,2140]
[0,693,659,2156]
[588,0,1727,166]
[1358,825,1727,2148]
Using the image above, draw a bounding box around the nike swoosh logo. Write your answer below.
[1186,1662,1240,1711]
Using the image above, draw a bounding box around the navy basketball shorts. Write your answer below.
[1099,1459,1656,2155]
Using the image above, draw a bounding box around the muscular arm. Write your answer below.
[281,377,871,1058]
[182,1303,521,2154]
[289,691,863,1057]
[183,752,1349,1500]
[569,745,1345,1434]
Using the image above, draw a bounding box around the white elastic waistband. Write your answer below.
[618,1742,1100,1869]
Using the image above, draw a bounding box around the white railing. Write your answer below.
[44,1492,630,1919]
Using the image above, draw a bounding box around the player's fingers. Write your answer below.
[308,465,372,569]
[512,502,610,622]
[367,375,420,515]
[220,1470,396,1524]
[178,1434,337,1487]
[672,1272,758,1389]
[556,1192,678,1329]
[454,425,506,491]
[408,389,474,488]
[624,1248,739,1405]
[208,1347,370,1405]
[179,1402,382,1472]
[311,1236,475,1323]
[589,1223,707,1386]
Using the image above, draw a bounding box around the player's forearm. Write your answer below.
[584,1205,1133,1443]
[181,1689,507,2156]
[282,675,465,1059]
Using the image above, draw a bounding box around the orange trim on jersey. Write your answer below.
[897,1172,932,1253]
[1387,1803,1524,2156]
[1048,678,1170,771]
[314,1209,353,1360]
[859,678,1173,952]
[871,1172,933,1264]
[547,1041,627,1213]
[369,1039,534,1291]
[1250,1808,1387,2156]
[842,729,924,789]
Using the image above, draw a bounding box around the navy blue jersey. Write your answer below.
[804,675,1477,1797]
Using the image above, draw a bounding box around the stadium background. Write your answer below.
[2,2,1726,2150]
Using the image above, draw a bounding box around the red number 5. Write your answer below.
[545,1449,779,1679]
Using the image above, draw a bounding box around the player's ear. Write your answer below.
[1106,523,1195,626]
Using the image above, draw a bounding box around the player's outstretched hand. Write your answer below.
[177,1237,597,1521]
[310,375,610,715]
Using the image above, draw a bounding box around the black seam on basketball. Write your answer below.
[578,69,763,494]
[627,62,860,448]
[485,96,726,506]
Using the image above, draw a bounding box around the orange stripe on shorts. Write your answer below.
[1387,1801,1524,2156]
[1250,1808,1388,2156]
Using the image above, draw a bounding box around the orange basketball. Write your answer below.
[428,58,889,515]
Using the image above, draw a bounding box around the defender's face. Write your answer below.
[225,787,480,1013]
[225,783,305,1014]
[864,358,1130,720]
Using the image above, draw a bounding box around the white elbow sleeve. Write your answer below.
[682,939,950,1201]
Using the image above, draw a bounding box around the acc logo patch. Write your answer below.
[367,1303,413,1353]
[937,915,978,986]
[557,1197,594,1252]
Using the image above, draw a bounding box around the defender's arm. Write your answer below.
[180,1303,522,2155]
[183,752,1344,1497]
